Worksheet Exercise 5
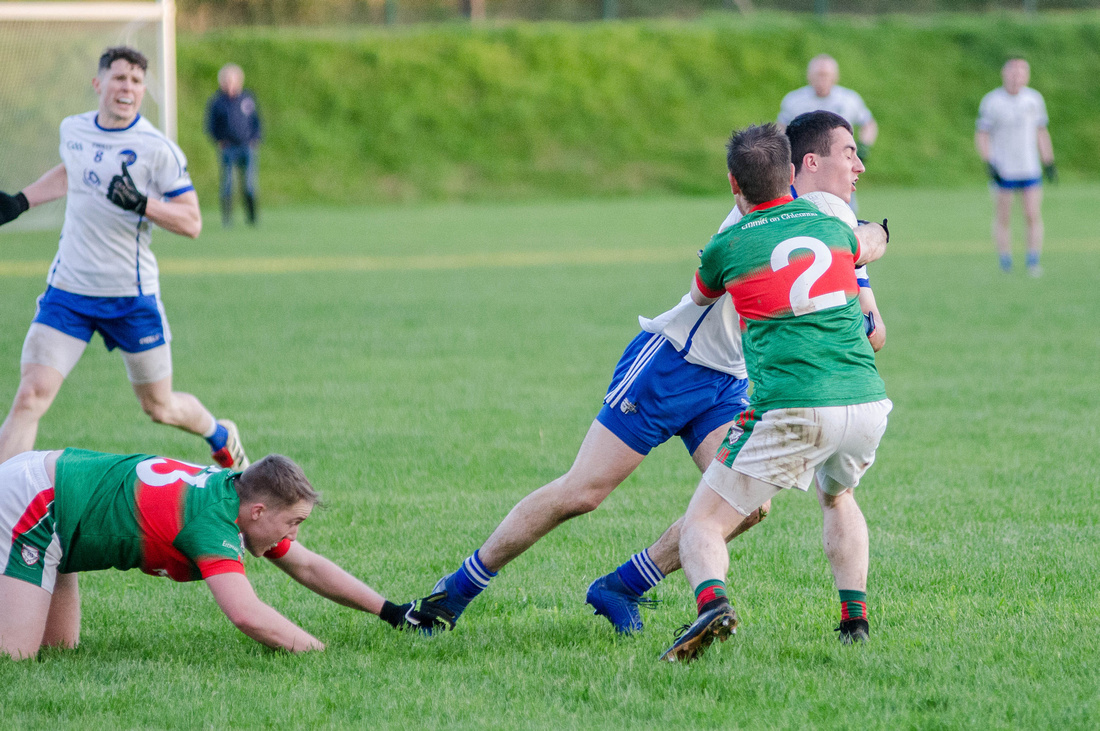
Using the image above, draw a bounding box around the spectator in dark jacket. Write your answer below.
[205,64,262,226]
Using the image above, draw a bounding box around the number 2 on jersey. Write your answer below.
[770,236,847,316]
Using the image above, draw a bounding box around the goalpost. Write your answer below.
[0,1,176,230]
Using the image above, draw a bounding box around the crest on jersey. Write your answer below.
[119,149,138,166]
[21,545,40,566]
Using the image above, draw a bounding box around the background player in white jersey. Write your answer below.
[778,54,877,212]
[975,58,1056,276]
[0,47,248,469]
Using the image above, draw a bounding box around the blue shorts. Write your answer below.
[597,331,750,456]
[995,177,1041,190]
[32,286,170,353]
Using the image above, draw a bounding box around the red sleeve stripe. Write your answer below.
[197,557,246,578]
[12,488,55,542]
[263,538,292,560]
[695,270,726,299]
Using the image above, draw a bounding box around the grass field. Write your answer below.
[0,185,1098,728]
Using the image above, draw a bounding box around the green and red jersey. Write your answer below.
[696,196,886,411]
[52,449,288,581]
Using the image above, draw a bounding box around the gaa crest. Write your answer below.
[21,545,40,566]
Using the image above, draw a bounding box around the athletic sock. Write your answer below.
[614,549,665,596]
[451,550,497,601]
[694,579,729,615]
[205,422,229,452]
[839,589,868,622]
[1026,251,1041,269]
[999,253,1013,272]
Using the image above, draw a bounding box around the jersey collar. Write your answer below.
[94,113,142,132]
[748,194,794,213]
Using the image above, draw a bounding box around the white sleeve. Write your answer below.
[777,90,799,126]
[976,92,995,132]
[718,206,743,233]
[851,91,873,126]
[153,139,194,199]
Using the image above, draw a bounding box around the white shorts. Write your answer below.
[0,451,62,593]
[704,399,892,512]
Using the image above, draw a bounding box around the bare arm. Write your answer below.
[23,164,69,207]
[859,119,879,147]
[144,190,202,239]
[690,276,721,307]
[854,222,887,266]
[975,130,992,162]
[1037,127,1055,165]
[858,286,886,352]
[268,541,386,615]
[204,571,325,653]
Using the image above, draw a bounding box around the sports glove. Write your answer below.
[378,598,456,633]
[986,162,1004,186]
[864,311,877,336]
[856,141,871,162]
[858,218,889,244]
[106,162,148,215]
[1043,161,1058,184]
[0,190,29,226]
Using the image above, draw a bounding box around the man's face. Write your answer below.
[93,59,146,127]
[240,499,313,557]
[1002,60,1030,95]
[802,127,864,203]
[808,59,838,97]
[220,69,244,97]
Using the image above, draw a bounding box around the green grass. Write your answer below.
[175,13,1100,205]
[0,185,1098,728]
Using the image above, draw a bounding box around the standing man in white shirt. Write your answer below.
[778,54,877,211]
[975,58,1056,276]
[0,47,248,469]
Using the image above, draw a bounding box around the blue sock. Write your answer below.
[205,423,228,451]
[999,253,1013,272]
[450,550,497,601]
[614,549,665,597]
[1026,251,1040,269]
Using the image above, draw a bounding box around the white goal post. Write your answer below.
[0,1,176,230]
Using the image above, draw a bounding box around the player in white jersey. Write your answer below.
[778,55,877,212]
[0,47,248,469]
[975,58,1056,276]
[407,111,886,637]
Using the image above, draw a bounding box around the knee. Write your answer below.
[139,397,173,424]
[12,378,57,416]
[553,473,615,517]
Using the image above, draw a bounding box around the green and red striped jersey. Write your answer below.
[53,449,248,581]
[696,196,886,411]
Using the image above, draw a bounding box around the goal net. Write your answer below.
[0,1,176,231]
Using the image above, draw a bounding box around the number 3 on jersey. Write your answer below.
[771,236,848,316]
[136,457,216,489]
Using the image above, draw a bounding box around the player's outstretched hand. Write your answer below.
[378,599,455,634]
[106,162,148,215]
[0,190,29,226]
[1044,162,1058,184]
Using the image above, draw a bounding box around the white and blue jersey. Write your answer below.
[977,86,1048,184]
[778,85,874,129]
[50,112,194,298]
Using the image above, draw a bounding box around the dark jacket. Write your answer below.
[205,90,262,146]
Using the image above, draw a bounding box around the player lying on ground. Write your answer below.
[408,111,887,636]
[0,450,431,659]
[0,46,247,470]
[660,123,890,663]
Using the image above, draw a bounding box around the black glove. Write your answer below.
[880,218,889,244]
[379,599,455,633]
[856,141,871,162]
[986,162,1004,186]
[1043,161,1058,184]
[106,162,147,215]
[0,190,29,226]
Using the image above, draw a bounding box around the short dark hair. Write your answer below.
[235,455,322,509]
[786,111,853,174]
[725,123,792,206]
[98,47,148,74]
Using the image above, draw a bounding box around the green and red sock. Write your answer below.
[694,579,729,615]
[839,589,867,621]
